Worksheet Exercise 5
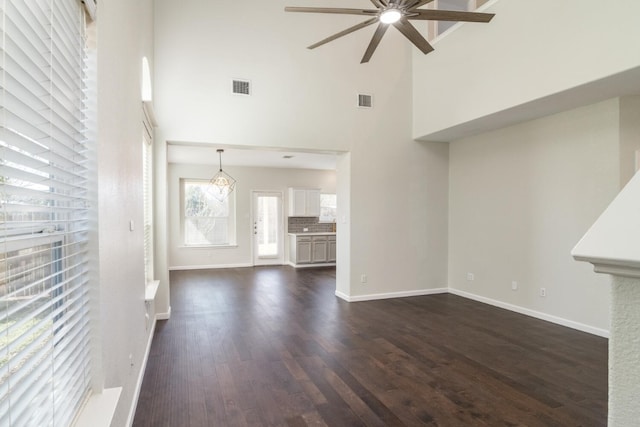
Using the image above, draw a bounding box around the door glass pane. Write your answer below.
[257,196,278,257]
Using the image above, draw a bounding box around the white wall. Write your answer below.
[349,139,449,298]
[448,99,622,333]
[619,96,640,186]
[154,0,410,151]
[96,0,155,425]
[413,0,640,141]
[154,0,450,301]
[336,153,351,297]
[168,164,336,269]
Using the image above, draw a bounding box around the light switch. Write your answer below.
[129,220,134,232]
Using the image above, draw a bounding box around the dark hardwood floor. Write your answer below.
[133,266,607,427]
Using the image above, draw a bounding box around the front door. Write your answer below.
[252,191,284,266]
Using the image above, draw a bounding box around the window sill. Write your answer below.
[145,280,160,302]
[73,387,121,427]
[180,244,238,249]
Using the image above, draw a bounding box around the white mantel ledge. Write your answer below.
[572,170,640,277]
[572,256,640,279]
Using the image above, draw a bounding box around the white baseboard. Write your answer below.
[285,261,336,268]
[334,286,609,337]
[292,262,336,269]
[448,288,610,338]
[335,287,448,302]
[125,314,157,427]
[156,306,171,321]
[169,263,252,271]
[170,262,333,270]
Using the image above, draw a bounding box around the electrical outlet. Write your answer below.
[511,281,518,291]
[466,273,475,281]
[539,287,546,297]
[360,274,367,284]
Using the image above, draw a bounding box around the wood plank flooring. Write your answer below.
[133,266,607,426]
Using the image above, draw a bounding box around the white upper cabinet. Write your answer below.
[288,188,321,217]
[305,189,320,217]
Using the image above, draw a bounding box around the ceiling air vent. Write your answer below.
[232,79,251,96]
[358,93,373,108]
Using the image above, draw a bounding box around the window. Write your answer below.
[143,111,153,282]
[183,180,236,246]
[435,0,482,36]
[0,0,91,425]
[437,0,468,35]
[319,194,337,223]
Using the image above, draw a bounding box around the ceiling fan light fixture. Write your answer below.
[284,3,495,63]
[379,9,402,24]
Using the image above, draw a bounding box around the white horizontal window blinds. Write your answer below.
[0,1,91,426]
[142,113,153,282]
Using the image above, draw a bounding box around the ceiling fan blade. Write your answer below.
[308,18,379,49]
[392,19,434,54]
[406,0,436,10]
[411,10,495,22]
[369,0,387,7]
[285,7,378,16]
[361,23,389,64]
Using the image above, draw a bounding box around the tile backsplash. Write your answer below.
[288,217,335,233]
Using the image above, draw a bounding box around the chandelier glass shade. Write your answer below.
[209,149,236,202]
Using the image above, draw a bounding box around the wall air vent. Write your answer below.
[358,93,373,108]
[232,79,251,96]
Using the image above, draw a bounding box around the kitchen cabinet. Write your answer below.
[288,233,336,267]
[328,235,336,262]
[288,188,320,217]
[292,236,311,263]
[311,236,327,262]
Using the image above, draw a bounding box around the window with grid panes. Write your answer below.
[183,179,236,246]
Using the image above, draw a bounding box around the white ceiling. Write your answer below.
[167,143,340,170]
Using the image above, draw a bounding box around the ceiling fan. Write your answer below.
[285,0,495,63]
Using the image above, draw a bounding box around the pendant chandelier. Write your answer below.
[209,149,236,202]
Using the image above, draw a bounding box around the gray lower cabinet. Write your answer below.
[289,234,336,266]
[291,236,311,263]
[328,235,337,262]
[312,236,328,262]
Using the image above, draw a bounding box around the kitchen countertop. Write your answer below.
[288,232,336,236]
